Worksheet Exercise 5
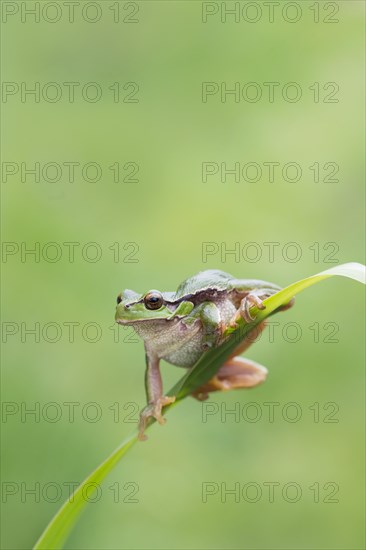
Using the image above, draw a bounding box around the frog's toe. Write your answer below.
[138,430,148,442]
[242,303,256,323]
[159,395,176,408]
[154,411,166,425]
[241,293,266,323]
[191,390,209,401]
[138,396,176,437]
[138,404,155,440]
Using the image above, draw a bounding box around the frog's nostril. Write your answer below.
[117,294,122,305]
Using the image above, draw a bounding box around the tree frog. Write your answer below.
[115,270,293,440]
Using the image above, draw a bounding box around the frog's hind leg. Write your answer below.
[192,357,268,401]
[192,321,268,401]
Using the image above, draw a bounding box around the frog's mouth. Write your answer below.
[115,318,128,325]
[115,316,145,326]
[114,311,140,325]
[115,308,174,324]
[115,316,174,325]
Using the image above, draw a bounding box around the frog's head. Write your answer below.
[115,289,174,324]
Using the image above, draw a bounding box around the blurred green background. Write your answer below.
[1,1,365,548]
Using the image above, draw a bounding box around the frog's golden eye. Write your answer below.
[144,291,164,310]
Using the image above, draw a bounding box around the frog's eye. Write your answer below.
[117,294,122,305]
[144,291,164,310]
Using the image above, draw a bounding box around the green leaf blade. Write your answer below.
[34,433,138,550]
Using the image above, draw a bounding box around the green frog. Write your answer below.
[115,269,293,440]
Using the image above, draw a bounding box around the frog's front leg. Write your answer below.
[198,301,225,348]
[138,347,175,441]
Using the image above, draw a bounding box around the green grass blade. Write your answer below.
[33,262,365,550]
[33,432,139,549]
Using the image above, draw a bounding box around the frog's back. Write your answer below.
[173,270,234,300]
[172,269,281,302]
